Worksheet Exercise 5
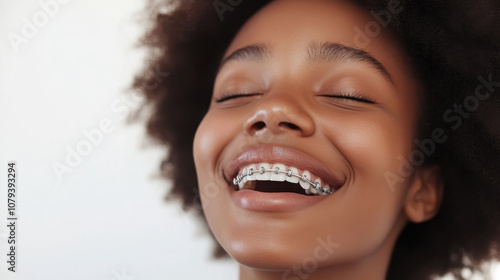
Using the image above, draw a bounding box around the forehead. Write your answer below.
[222,0,414,90]
[228,0,376,49]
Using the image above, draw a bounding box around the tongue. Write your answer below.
[254,181,310,195]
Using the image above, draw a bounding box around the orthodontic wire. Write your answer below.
[233,166,333,194]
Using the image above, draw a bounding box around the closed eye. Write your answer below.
[318,93,376,104]
[214,93,262,103]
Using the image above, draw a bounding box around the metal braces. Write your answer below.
[233,166,334,194]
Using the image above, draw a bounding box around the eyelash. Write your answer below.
[214,93,261,103]
[214,91,376,104]
[319,92,376,104]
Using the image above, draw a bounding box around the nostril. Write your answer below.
[280,122,300,130]
[252,121,266,130]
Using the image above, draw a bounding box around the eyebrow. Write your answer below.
[218,41,392,83]
[218,43,270,70]
[306,42,392,82]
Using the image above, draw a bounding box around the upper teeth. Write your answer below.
[232,163,334,195]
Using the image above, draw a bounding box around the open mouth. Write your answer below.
[232,163,334,196]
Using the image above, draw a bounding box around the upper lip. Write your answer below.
[224,145,344,189]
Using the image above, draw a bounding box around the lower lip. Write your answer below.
[229,187,330,212]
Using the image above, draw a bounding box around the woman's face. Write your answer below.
[194,0,421,274]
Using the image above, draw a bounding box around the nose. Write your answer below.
[244,93,315,137]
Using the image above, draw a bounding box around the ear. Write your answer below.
[403,165,444,223]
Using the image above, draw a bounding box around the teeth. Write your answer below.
[247,165,257,181]
[299,170,311,190]
[322,184,331,195]
[311,178,321,194]
[314,178,322,189]
[270,164,286,182]
[238,180,244,190]
[285,167,300,184]
[237,172,248,189]
[233,163,334,195]
[256,163,271,181]
[239,180,254,190]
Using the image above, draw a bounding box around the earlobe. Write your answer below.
[404,165,444,223]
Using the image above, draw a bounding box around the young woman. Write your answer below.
[134,0,500,279]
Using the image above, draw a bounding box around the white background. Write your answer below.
[0,0,237,279]
[0,0,498,279]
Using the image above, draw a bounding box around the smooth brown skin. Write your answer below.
[193,0,443,279]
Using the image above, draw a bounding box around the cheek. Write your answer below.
[316,113,414,255]
[194,111,252,256]
[193,110,241,217]
[194,111,230,177]
[193,112,227,208]
[193,112,226,224]
[323,111,416,191]
[194,108,255,176]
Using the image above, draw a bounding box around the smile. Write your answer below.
[233,163,334,195]
[224,145,344,211]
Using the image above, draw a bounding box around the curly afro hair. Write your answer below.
[133,0,500,279]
